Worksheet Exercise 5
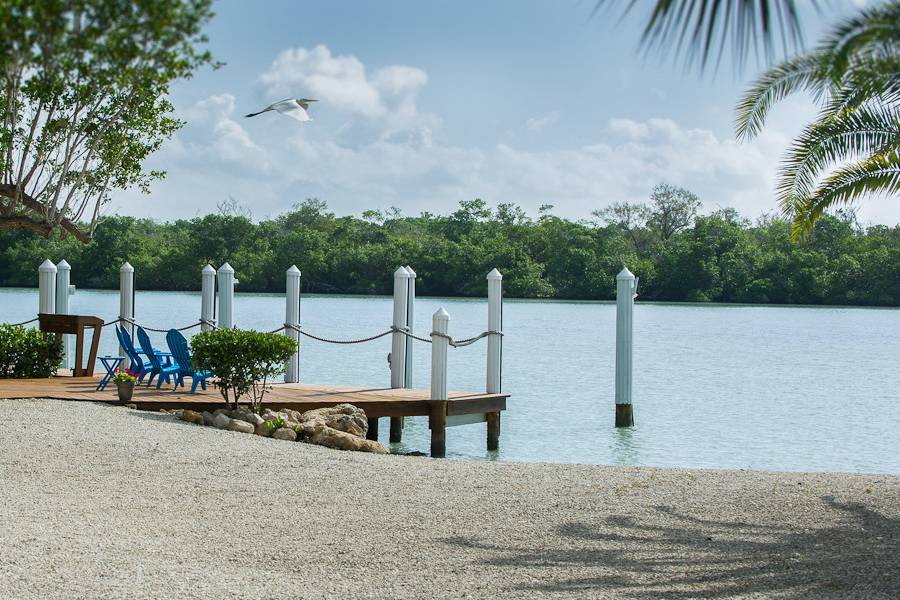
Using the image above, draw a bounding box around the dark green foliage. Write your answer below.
[0,325,63,378]
[190,328,297,411]
[0,198,898,306]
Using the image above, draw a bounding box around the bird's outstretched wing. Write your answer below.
[277,105,312,122]
[244,98,294,119]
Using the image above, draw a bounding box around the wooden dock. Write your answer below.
[0,376,508,456]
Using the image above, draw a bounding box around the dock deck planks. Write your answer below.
[0,376,508,456]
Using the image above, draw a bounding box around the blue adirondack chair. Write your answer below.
[165,329,212,393]
[114,325,152,383]
[136,326,179,389]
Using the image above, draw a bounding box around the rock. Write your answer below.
[202,411,216,427]
[271,427,297,442]
[213,408,231,416]
[281,408,303,422]
[213,412,231,429]
[254,421,271,437]
[231,409,260,425]
[179,409,204,425]
[226,419,255,434]
[171,409,184,420]
[303,422,388,454]
[284,419,300,431]
[299,404,368,438]
[124,403,137,410]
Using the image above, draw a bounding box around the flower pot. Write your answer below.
[116,381,135,403]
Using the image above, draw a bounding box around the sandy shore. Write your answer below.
[0,399,897,599]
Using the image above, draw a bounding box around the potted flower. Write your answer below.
[112,368,138,403]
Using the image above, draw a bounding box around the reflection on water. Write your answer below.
[1,287,898,474]
[610,427,638,466]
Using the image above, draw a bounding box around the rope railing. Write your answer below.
[5,314,500,349]
[278,322,502,348]
[3,316,40,327]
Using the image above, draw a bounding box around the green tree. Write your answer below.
[0,0,215,241]
[736,2,900,239]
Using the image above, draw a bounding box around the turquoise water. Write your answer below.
[2,287,898,474]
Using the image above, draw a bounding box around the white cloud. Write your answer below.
[114,45,900,225]
[525,111,560,131]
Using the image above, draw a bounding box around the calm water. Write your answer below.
[2,287,898,474]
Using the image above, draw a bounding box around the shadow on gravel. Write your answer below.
[441,497,899,598]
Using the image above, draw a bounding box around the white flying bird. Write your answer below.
[244,98,318,122]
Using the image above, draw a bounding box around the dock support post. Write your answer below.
[217,262,235,329]
[200,264,216,332]
[390,266,409,388]
[366,418,379,441]
[615,267,636,427]
[389,266,410,443]
[55,260,73,369]
[486,268,503,451]
[285,265,301,383]
[430,308,450,457]
[38,259,57,318]
[119,262,134,368]
[403,266,416,388]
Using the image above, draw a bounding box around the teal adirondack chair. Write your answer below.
[115,325,152,383]
[136,327,179,389]
[166,329,212,393]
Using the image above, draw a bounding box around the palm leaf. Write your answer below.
[790,148,900,239]
[593,0,811,71]
[777,105,900,212]
[734,52,830,140]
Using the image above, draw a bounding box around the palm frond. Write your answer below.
[827,53,900,112]
[593,0,811,72]
[818,1,900,77]
[734,53,829,140]
[790,148,900,239]
[777,105,900,212]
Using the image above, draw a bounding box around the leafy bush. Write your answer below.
[191,328,297,411]
[0,325,63,378]
[265,415,285,434]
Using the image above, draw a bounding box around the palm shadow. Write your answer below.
[441,497,899,597]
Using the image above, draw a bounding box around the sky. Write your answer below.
[115,0,898,225]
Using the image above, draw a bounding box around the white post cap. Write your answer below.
[394,266,410,279]
[202,264,217,275]
[487,268,503,280]
[219,262,234,273]
[433,307,450,321]
[39,259,57,272]
[617,267,635,280]
[56,259,71,270]
[120,261,134,272]
[405,265,416,277]
[286,265,301,277]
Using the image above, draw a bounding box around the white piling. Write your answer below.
[486,268,503,394]
[429,307,450,457]
[430,307,450,401]
[200,264,216,332]
[284,265,301,383]
[390,266,410,388]
[403,265,416,388]
[38,259,57,315]
[217,262,235,329]
[55,260,73,368]
[615,267,636,427]
[119,262,135,367]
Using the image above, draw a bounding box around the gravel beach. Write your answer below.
[0,399,897,599]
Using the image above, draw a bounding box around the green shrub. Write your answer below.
[0,325,63,378]
[265,415,285,434]
[191,328,297,411]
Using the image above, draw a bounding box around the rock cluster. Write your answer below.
[172,404,388,454]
